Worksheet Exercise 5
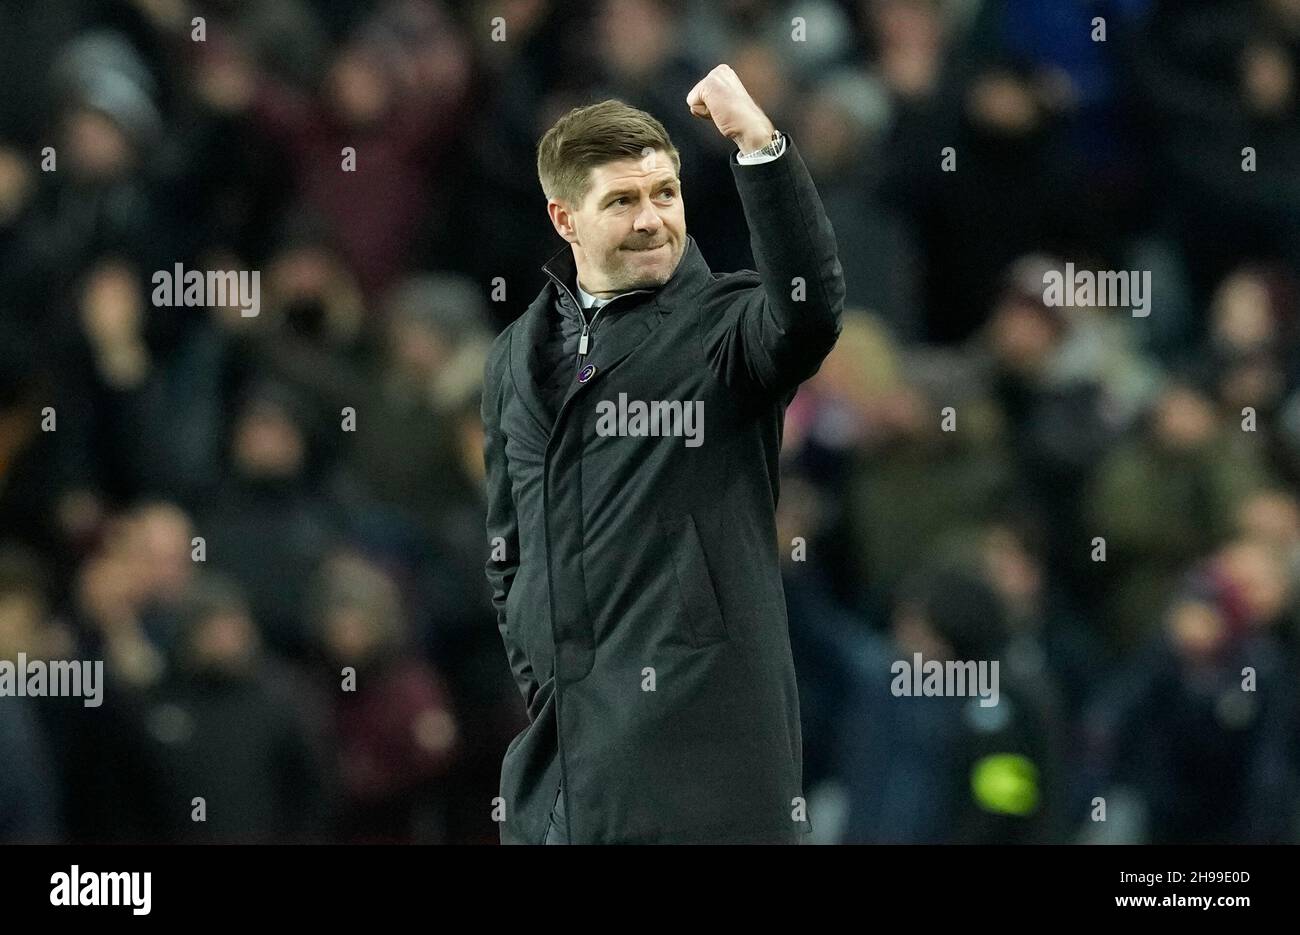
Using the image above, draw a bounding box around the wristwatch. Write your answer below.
[739,129,784,160]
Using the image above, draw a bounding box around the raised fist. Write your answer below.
[686,64,776,153]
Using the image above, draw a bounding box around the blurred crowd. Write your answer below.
[2,0,1300,843]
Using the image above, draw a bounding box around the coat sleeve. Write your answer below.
[702,134,846,399]
[481,336,540,715]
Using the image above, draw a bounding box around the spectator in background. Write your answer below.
[215,215,376,477]
[1083,552,1299,843]
[1235,488,1300,652]
[860,0,962,108]
[326,272,500,674]
[40,522,163,843]
[309,551,459,843]
[845,359,1014,609]
[1195,264,1300,478]
[836,566,1064,843]
[930,518,1109,821]
[198,381,340,661]
[378,388,530,846]
[793,69,922,340]
[778,469,883,795]
[344,272,493,538]
[441,0,573,322]
[0,545,62,842]
[1087,377,1275,650]
[782,310,906,607]
[125,502,200,655]
[931,517,1110,732]
[975,519,1109,726]
[54,257,230,513]
[1134,0,1300,318]
[72,518,166,693]
[141,572,326,843]
[684,0,858,84]
[877,5,1082,343]
[188,0,473,298]
[980,255,1160,602]
[38,31,168,272]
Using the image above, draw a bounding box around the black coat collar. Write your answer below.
[538,234,712,315]
[509,234,713,435]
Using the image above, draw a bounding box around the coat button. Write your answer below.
[577,364,597,383]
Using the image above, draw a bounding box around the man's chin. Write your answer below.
[615,270,671,291]
[612,245,680,289]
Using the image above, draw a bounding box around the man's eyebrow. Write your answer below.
[599,176,679,201]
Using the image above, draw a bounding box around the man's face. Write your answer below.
[551,149,685,296]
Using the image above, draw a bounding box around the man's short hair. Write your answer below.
[536,99,681,209]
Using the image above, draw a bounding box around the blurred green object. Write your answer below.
[971,753,1040,816]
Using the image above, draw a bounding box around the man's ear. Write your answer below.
[547,199,579,244]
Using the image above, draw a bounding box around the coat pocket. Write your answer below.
[661,511,728,647]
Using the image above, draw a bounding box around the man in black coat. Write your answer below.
[482,65,845,843]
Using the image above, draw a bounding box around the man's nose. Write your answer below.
[633,200,663,232]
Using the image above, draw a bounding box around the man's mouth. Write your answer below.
[623,243,666,252]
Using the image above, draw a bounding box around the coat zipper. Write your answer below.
[577,305,601,356]
[543,271,650,373]
[535,270,653,841]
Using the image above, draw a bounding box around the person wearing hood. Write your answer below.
[195,381,340,660]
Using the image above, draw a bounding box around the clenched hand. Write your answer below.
[686,64,777,154]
